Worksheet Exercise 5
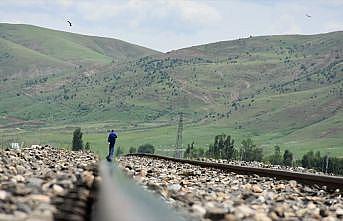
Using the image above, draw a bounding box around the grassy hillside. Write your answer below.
[0,37,69,77]
[0,23,160,78]
[0,24,342,158]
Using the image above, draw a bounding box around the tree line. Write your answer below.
[71,128,342,175]
[184,135,285,164]
[129,144,155,154]
[183,133,342,175]
[301,150,343,175]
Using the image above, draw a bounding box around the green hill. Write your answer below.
[0,24,342,157]
[0,23,160,77]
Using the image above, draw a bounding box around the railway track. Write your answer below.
[127,153,343,191]
[120,154,343,221]
[1,146,342,221]
[54,161,186,221]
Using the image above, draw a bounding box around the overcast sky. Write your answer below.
[0,0,342,52]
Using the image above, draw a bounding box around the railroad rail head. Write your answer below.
[126,154,343,192]
[92,161,186,221]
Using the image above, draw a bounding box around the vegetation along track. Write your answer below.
[120,154,343,221]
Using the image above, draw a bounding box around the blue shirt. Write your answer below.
[108,131,117,144]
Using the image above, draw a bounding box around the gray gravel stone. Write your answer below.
[119,156,343,221]
[0,145,98,220]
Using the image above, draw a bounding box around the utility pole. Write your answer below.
[225,94,230,118]
[175,112,183,158]
[325,153,330,174]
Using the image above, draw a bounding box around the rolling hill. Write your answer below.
[0,23,342,157]
[0,23,160,77]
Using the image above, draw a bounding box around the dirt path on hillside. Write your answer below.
[0,116,43,128]
[175,78,215,104]
[244,80,250,89]
[230,80,251,101]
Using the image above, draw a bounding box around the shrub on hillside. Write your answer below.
[239,138,263,162]
[85,142,91,150]
[206,134,235,160]
[116,146,123,156]
[185,142,206,159]
[72,128,83,151]
[301,150,343,175]
[283,149,293,166]
[129,147,137,154]
[137,144,155,154]
[266,145,283,165]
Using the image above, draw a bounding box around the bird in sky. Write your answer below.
[305,14,312,18]
[67,20,72,26]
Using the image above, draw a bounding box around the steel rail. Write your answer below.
[91,161,186,221]
[127,153,343,191]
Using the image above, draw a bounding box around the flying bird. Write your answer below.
[67,20,72,26]
[305,14,311,18]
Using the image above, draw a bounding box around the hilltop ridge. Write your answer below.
[0,23,160,77]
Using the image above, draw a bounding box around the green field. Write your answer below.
[1,115,342,159]
[0,23,342,159]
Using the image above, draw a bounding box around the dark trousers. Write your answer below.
[108,143,115,161]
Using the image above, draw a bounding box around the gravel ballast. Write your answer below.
[0,145,98,221]
[119,156,343,221]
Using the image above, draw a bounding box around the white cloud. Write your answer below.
[270,11,303,34]
[0,0,342,52]
[77,2,122,21]
[325,21,343,32]
[169,0,221,25]
[318,0,343,6]
[55,0,72,7]
[66,0,221,27]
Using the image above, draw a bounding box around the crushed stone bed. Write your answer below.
[119,156,343,221]
[0,145,99,221]
[199,158,326,175]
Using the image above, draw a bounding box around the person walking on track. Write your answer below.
[106,130,117,162]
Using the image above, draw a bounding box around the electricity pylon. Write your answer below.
[175,112,183,158]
